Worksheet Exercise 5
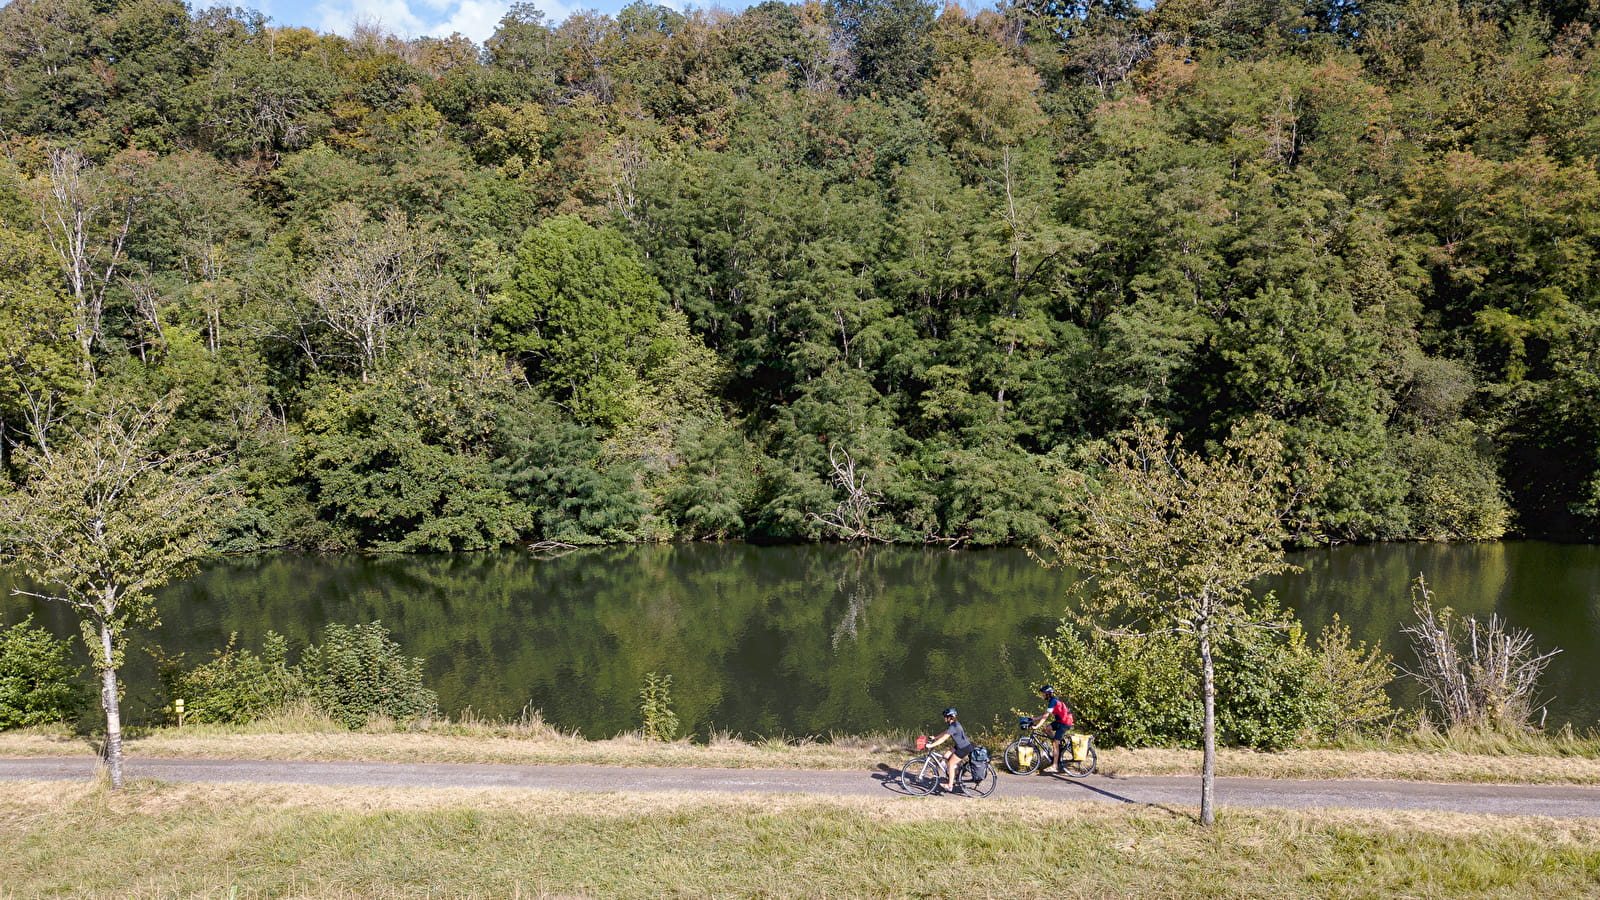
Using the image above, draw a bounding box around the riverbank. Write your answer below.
[4,779,1598,899]
[4,718,1600,786]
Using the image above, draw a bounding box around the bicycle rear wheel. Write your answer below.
[1002,737,1043,775]
[900,756,940,795]
[1061,742,1097,777]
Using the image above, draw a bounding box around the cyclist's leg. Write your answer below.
[1052,723,1068,772]
[943,749,958,791]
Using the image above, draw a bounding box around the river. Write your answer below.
[3,542,1596,737]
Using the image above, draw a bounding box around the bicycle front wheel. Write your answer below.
[1061,744,1097,777]
[966,758,998,797]
[1003,737,1043,775]
[900,756,940,795]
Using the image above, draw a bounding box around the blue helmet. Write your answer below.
[942,707,958,718]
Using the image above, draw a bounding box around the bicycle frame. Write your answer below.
[1004,717,1096,777]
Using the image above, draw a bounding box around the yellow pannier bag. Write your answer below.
[1069,733,1090,762]
[1018,745,1035,769]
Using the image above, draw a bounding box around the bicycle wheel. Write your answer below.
[965,757,998,797]
[1061,742,1097,778]
[1003,737,1043,775]
[900,756,940,795]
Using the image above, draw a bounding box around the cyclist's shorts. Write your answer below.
[1049,722,1069,740]
[953,744,975,759]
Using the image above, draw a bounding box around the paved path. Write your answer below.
[4,756,1600,818]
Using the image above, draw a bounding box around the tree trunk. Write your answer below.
[97,621,124,789]
[1199,627,1216,826]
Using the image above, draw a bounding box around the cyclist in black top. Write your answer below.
[925,707,974,793]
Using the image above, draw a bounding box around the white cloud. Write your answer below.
[315,0,426,36]
[311,0,585,44]
[433,1,503,41]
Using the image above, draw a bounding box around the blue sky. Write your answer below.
[252,0,719,45]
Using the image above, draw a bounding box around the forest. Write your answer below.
[2,0,1599,552]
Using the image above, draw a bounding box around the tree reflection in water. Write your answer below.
[3,542,1597,735]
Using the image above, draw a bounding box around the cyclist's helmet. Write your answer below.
[1040,685,1055,696]
[942,707,958,718]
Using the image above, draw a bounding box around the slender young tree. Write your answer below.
[0,392,238,787]
[28,148,145,378]
[1036,420,1326,825]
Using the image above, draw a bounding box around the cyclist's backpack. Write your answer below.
[1050,697,1074,728]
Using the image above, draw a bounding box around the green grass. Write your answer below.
[2,780,1597,898]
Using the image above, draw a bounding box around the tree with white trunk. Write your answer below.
[0,392,238,787]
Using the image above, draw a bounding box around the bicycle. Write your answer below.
[900,737,999,797]
[1002,716,1097,777]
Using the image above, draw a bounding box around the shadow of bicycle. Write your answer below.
[872,762,923,795]
[1047,775,1195,821]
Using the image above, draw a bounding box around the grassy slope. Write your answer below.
[5,722,1600,897]
[3,780,1599,899]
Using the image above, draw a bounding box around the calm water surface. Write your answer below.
[3,542,1596,736]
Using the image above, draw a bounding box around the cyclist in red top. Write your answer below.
[1035,685,1073,774]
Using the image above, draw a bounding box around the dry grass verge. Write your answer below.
[5,723,1600,786]
[2,779,1598,898]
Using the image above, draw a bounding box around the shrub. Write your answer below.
[1211,626,1323,750]
[0,615,87,729]
[299,622,439,729]
[153,632,302,725]
[1039,602,1388,751]
[1302,614,1398,739]
[639,671,679,741]
[1039,620,1199,749]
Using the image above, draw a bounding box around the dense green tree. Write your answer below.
[0,223,87,470]
[492,215,672,427]
[96,0,198,150]
[186,25,337,158]
[298,348,528,551]
[486,3,560,79]
[658,417,760,540]
[0,0,107,141]
[827,0,938,96]
[2,0,1599,549]
[493,399,646,543]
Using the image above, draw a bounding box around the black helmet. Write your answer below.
[942,707,958,718]
[1040,685,1055,696]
